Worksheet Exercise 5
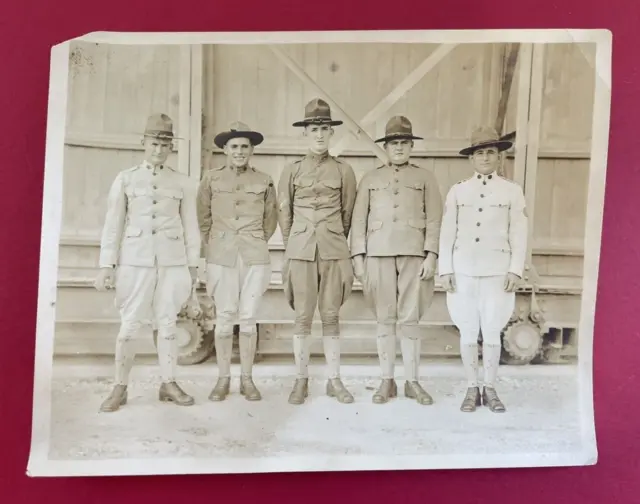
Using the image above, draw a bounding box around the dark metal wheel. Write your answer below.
[500,319,544,365]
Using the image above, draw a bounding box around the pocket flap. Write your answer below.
[290,222,308,234]
[245,184,267,195]
[322,179,342,189]
[250,230,265,238]
[403,181,423,190]
[165,229,183,240]
[156,187,183,199]
[325,220,345,234]
[368,220,383,231]
[125,226,142,237]
[408,219,426,229]
[369,180,390,191]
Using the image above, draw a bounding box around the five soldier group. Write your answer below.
[95,98,528,415]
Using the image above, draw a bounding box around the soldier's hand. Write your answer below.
[440,274,456,293]
[419,255,437,280]
[94,267,115,292]
[189,267,198,284]
[352,255,365,283]
[504,273,520,292]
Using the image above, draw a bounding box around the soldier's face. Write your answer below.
[471,147,500,174]
[143,137,173,166]
[304,124,333,152]
[224,138,253,168]
[385,139,413,165]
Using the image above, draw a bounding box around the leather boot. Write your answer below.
[404,381,434,405]
[460,386,482,412]
[100,384,128,412]
[482,386,506,413]
[240,375,262,401]
[208,377,231,401]
[372,379,397,404]
[288,378,309,405]
[326,378,354,404]
[158,381,195,406]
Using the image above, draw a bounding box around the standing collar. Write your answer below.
[306,149,330,162]
[474,170,497,182]
[142,160,164,171]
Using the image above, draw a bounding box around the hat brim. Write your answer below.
[459,140,512,156]
[292,118,343,127]
[143,132,183,140]
[374,134,423,143]
[214,131,264,149]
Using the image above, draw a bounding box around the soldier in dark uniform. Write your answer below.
[277,98,358,405]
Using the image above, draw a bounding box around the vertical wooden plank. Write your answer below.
[523,43,546,265]
[512,43,533,188]
[189,44,203,182]
[177,44,192,175]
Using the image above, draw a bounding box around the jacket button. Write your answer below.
[476,222,480,226]
[480,194,484,198]
[478,208,483,212]
[153,200,157,204]
[152,230,156,235]
[475,237,479,242]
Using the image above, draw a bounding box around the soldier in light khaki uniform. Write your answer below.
[94,113,200,412]
[351,116,443,405]
[439,127,528,413]
[278,98,358,405]
[197,122,278,402]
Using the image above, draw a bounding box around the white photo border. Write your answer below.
[27,28,612,477]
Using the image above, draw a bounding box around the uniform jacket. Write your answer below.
[99,162,201,269]
[350,162,443,258]
[438,171,528,278]
[277,150,357,261]
[197,164,278,268]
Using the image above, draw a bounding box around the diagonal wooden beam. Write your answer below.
[494,43,521,135]
[268,45,389,164]
[331,43,458,156]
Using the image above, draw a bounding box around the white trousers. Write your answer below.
[113,264,192,384]
[445,274,515,345]
[205,255,272,334]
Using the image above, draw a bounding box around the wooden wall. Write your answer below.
[62,42,190,241]
[54,40,596,357]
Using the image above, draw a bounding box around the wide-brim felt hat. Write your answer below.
[292,98,343,127]
[374,115,423,143]
[214,121,264,149]
[142,113,182,140]
[459,126,513,156]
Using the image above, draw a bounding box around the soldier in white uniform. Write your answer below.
[438,127,528,413]
[197,122,278,402]
[94,113,201,412]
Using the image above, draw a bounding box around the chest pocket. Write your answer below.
[155,187,183,200]
[125,186,149,199]
[244,183,267,197]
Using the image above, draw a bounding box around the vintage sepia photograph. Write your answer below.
[28,29,611,477]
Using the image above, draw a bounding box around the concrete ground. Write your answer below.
[48,356,583,461]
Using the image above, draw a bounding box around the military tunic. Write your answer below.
[349,162,443,333]
[438,171,528,344]
[99,161,200,383]
[277,150,357,336]
[100,161,200,323]
[196,164,278,333]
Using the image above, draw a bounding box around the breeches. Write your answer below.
[114,264,192,336]
[206,255,272,334]
[362,255,435,336]
[446,274,515,345]
[283,253,354,336]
